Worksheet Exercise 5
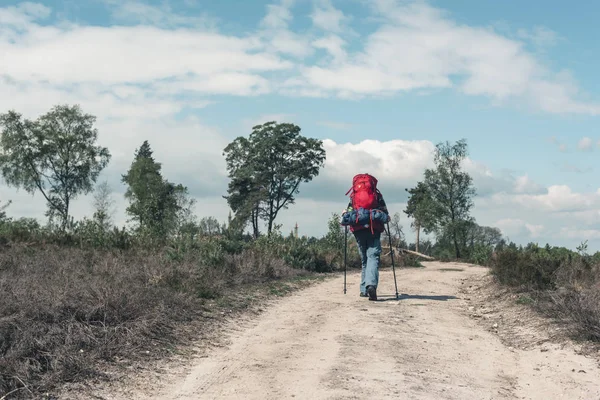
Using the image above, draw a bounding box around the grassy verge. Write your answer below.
[0,243,330,399]
[489,244,600,342]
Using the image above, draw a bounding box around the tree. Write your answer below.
[436,220,502,260]
[199,216,222,236]
[325,212,345,249]
[92,181,115,231]
[404,181,437,253]
[222,137,265,238]
[223,121,326,236]
[121,140,185,239]
[388,212,406,248]
[0,105,111,230]
[173,187,197,235]
[472,225,502,248]
[423,139,476,259]
[0,200,11,223]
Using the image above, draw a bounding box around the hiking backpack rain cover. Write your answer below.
[347,174,378,210]
[345,174,384,233]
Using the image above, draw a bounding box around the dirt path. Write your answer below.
[105,262,600,400]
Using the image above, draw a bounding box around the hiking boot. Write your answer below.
[360,292,368,298]
[366,285,377,301]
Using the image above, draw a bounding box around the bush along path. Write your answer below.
[81,262,600,400]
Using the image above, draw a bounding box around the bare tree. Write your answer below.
[92,181,116,230]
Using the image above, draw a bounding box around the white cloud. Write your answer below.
[288,1,600,114]
[0,78,200,121]
[312,35,347,63]
[103,0,216,29]
[269,30,313,58]
[1,26,288,85]
[299,138,548,206]
[260,0,294,30]
[560,162,593,174]
[525,223,545,238]
[152,73,272,96]
[494,218,544,239]
[1,1,599,115]
[259,0,312,58]
[311,0,347,33]
[559,228,600,240]
[517,26,559,48]
[495,218,527,237]
[280,138,435,206]
[481,185,600,213]
[0,2,50,28]
[578,136,593,151]
[321,138,435,183]
[557,209,600,226]
[461,160,546,197]
[513,175,545,194]
[473,183,600,250]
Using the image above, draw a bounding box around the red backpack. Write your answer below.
[346,173,379,210]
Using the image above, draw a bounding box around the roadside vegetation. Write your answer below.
[490,241,600,342]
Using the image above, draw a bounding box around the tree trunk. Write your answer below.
[453,230,461,259]
[251,207,259,239]
[267,214,273,236]
[61,196,70,232]
[416,223,420,253]
[267,196,274,236]
[401,248,435,260]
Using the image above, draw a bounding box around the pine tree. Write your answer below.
[122,140,182,239]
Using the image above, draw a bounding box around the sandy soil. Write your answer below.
[91,262,600,400]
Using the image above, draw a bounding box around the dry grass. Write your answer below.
[542,259,600,341]
[545,288,600,341]
[490,247,600,342]
[0,244,303,398]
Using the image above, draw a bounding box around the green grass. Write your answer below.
[515,295,535,305]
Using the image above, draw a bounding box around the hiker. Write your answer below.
[341,174,390,301]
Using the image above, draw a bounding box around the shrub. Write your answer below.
[548,287,600,341]
[490,245,573,290]
[469,244,493,266]
[400,254,424,268]
[0,217,47,243]
[491,242,600,342]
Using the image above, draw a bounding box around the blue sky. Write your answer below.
[0,0,599,251]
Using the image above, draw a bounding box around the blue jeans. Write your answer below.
[354,230,382,294]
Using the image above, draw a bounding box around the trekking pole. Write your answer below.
[343,225,348,294]
[386,222,399,300]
